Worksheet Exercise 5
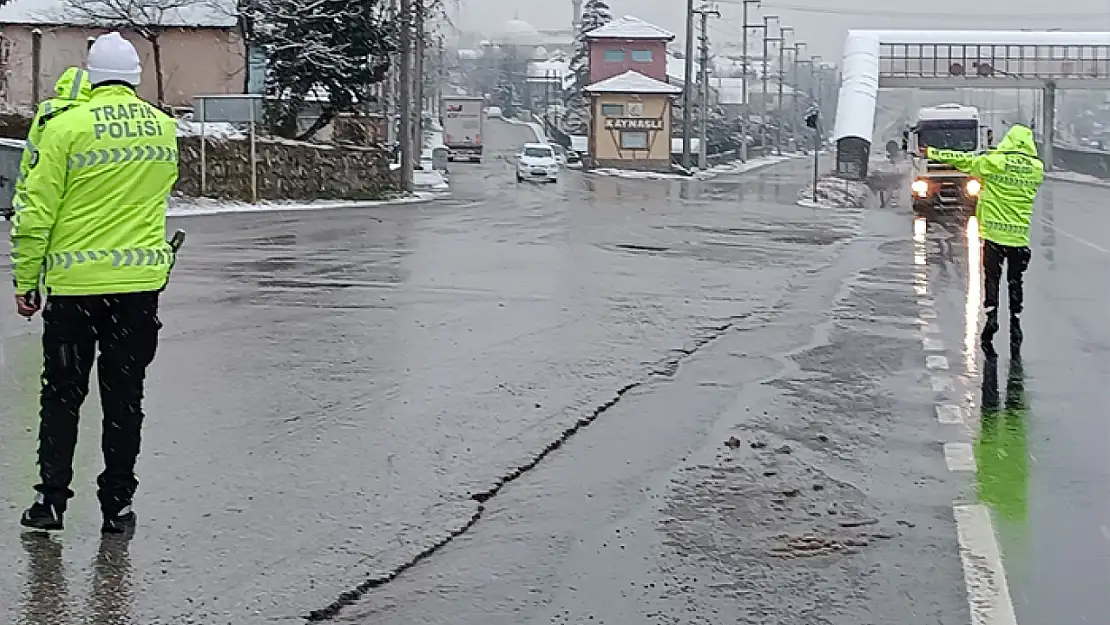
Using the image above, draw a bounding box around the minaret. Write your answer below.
[572,0,583,31]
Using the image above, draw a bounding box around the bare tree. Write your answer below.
[63,0,214,105]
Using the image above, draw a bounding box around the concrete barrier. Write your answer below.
[1046,143,1110,180]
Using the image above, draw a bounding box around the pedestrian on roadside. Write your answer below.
[2,67,91,221]
[10,32,179,533]
[926,124,1044,356]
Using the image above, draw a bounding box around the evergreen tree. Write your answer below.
[563,0,611,133]
[243,0,396,140]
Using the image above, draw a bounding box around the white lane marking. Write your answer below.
[921,309,938,319]
[927,355,950,370]
[944,442,977,472]
[954,504,1020,625]
[1039,218,1110,254]
[931,375,954,392]
[936,404,966,425]
[919,298,936,307]
[915,285,928,296]
[924,337,945,351]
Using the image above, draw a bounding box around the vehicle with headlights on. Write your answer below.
[902,104,991,212]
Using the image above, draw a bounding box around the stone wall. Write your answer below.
[177,136,399,202]
[0,113,32,139]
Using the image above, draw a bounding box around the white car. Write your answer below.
[516,143,560,183]
[485,106,503,118]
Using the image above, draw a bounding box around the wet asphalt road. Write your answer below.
[0,119,1104,623]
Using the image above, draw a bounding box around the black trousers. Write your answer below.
[36,292,161,511]
[983,240,1031,317]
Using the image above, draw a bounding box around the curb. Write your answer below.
[167,192,439,218]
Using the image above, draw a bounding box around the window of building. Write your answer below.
[600,103,624,117]
[604,49,625,62]
[630,50,653,63]
[620,131,649,150]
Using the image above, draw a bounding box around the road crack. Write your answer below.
[304,313,754,621]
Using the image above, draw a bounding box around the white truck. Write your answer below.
[442,96,484,163]
[903,103,994,211]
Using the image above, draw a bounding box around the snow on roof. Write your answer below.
[0,0,238,27]
[586,15,675,41]
[834,29,1110,143]
[585,70,682,94]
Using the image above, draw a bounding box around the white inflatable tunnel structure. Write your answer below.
[832,30,1110,179]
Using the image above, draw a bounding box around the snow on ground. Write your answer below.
[797,176,872,208]
[176,119,247,139]
[1045,170,1110,187]
[168,193,435,218]
[693,152,808,179]
[590,152,806,181]
[503,117,547,143]
[590,168,688,181]
[415,169,450,191]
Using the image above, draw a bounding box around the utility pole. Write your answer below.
[398,0,414,192]
[694,5,720,169]
[790,42,805,153]
[739,0,759,162]
[776,26,793,156]
[681,0,696,169]
[760,15,778,157]
[385,0,399,146]
[437,36,445,118]
[413,0,425,150]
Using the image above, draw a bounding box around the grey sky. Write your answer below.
[454,0,1110,61]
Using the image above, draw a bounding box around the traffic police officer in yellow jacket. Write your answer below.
[11,32,179,533]
[3,67,91,221]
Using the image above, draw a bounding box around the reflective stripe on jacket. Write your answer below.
[13,67,92,209]
[10,85,179,295]
[927,124,1044,248]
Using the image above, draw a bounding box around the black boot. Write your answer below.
[1010,315,1023,353]
[21,494,65,531]
[981,312,999,357]
[101,504,137,535]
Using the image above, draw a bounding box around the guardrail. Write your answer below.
[1046,143,1110,180]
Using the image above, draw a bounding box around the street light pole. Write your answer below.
[739,0,760,162]
[694,4,720,169]
[760,15,778,157]
[682,0,696,169]
[791,41,806,153]
[776,26,793,156]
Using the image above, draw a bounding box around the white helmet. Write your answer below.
[87,32,142,86]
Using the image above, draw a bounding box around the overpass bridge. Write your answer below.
[832,30,1110,180]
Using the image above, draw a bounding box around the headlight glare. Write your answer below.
[966,178,982,196]
[911,178,929,198]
